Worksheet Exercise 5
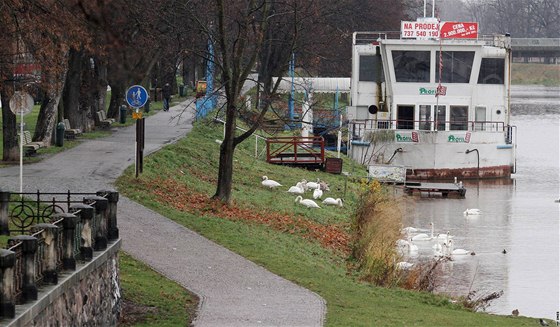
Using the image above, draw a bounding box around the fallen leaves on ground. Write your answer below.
[141,177,350,254]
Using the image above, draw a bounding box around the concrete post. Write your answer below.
[0,249,15,318]
[31,223,59,284]
[0,191,10,235]
[53,212,79,270]
[84,196,108,251]
[96,190,119,240]
[9,235,38,302]
[69,204,93,261]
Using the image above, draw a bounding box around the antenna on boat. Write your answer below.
[423,0,436,18]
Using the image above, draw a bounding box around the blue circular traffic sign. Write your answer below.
[126,85,149,108]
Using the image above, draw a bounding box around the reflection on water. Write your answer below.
[402,86,559,319]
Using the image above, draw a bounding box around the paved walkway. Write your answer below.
[0,101,326,326]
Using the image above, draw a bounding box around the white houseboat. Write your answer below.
[347,19,516,180]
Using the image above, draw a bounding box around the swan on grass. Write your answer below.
[322,197,343,207]
[287,182,305,194]
[261,176,282,189]
[305,178,320,191]
[312,185,323,199]
[294,196,320,208]
[463,208,481,216]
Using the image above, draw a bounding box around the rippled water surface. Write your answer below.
[402,86,559,319]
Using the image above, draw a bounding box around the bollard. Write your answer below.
[0,249,16,318]
[84,196,108,251]
[119,105,127,124]
[55,122,65,147]
[53,212,79,270]
[0,191,10,235]
[31,223,59,284]
[68,204,93,261]
[9,235,38,302]
[97,190,119,240]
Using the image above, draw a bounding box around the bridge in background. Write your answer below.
[511,38,560,63]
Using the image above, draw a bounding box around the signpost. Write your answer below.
[126,85,148,177]
[9,91,34,193]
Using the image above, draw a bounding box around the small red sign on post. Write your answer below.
[436,85,447,97]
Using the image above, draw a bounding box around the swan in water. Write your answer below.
[261,176,282,188]
[322,197,343,207]
[396,261,414,270]
[294,196,320,208]
[411,222,434,241]
[396,239,418,254]
[448,239,473,255]
[312,185,323,199]
[463,208,481,216]
[402,226,418,234]
[287,182,305,194]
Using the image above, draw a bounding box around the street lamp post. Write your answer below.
[465,148,480,179]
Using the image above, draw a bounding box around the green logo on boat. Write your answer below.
[448,133,471,143]
[419,87,436,95]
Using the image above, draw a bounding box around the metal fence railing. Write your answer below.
[0,190,119,318]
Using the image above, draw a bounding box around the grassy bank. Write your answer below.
[511,63,560,86]
[115,117,536,326]
[119,253,198,326]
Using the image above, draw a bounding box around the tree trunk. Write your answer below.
[63,49,88,131]
[213,103,238,203]
[107,79,125,119]
[34,70,67,145]
[1,87,19,162]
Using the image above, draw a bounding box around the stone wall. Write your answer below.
[5,240,121,327]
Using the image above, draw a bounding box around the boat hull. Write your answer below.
[350,129,515,181]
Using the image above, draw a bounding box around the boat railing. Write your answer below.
[353,31,510,48]
[350,119,506,138]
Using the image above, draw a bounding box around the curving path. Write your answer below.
[0,101,326,326]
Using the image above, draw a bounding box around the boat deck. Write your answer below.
[404,182,467,198]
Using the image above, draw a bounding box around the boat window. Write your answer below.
[450,106,468,130]
[397,105,414,130]
[436,51,474,83]
[478,58,505,84]
[435,105,446,131]
[359,55,384,82]
[419,105,431,130]
[475,106,486,131]
[392,51,430,82]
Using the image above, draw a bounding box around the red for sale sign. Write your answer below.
[440,22,478,39]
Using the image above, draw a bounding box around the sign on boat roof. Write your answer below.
[401,18,478,40]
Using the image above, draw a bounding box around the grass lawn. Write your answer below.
[115,116,538,326]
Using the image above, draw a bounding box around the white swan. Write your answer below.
[411,222,434,241]
[396,261,414,270]
[396,239,419,255]
[322,197,343,207]
[287,182,305,194]
[463,208,481,216]
[261,176,282,188]
[312,185,323,199]
[306,178,320,191]
[448,239,472,255]
[295,196,320,208]
[401,226,418,234]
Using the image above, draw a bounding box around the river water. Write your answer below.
[402,85,559,320]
